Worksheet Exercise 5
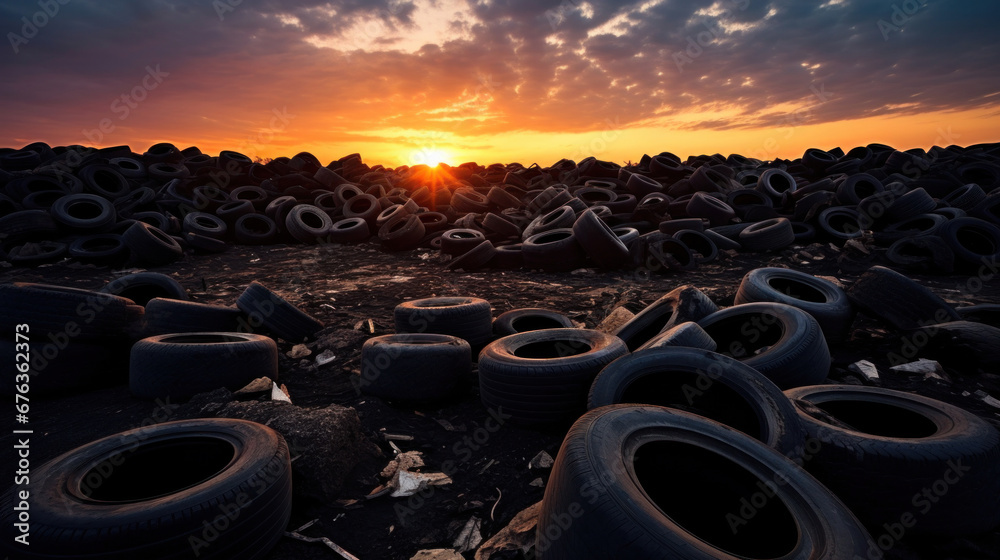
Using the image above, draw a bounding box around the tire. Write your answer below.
[938,216,1000,269]
[704,229,740,250]
[378,213,425,251]
[756,168,797,199]
[940,182,986,212]
[791,221,816,243]
[587,347,804,455]
[100,272,188,306]
[522,205,576,240]
[359,334,471,401]
[68,234,130,264]
[417,211,449,234]
[122,222,184,266]
[215,200,255,225]
[835,173,883,206]
[571,208,629,269]
[8,241,67,265]
[0,418,291,559]
[79,164,131,199]
[130,332,278,399]
[817,207,863,241]
[738,217,795,252]
[0,336,129,396]
[846,265,960,331]
[885,187,936,223]
[487,186,523,210]
[447,239,496,271]
[234,214,278,245]
[440,228,486,256]
[231,185,271,210]
[478,328,628,424]
[659,218,705,235]
[636,321,717,352]
[697,302,830,389]
[522,228,586,271]
[726,189,772,218]
[236,281,325,342]
[647,237,696,271]
[182,211,228,241]
[491,243,524,269]
[0,282,142,341]
[393,296,493,348]
[328,217,370,244]
[734,268,854,344]
[685,192,735,226]
[283,204,332,244]
[536,405,875,559]
[785,385,1000,536]
[493,308,575,336]
[263,196,297,232]
[451,188,490,213]
[614,286,719,351]
[886,235,955,273]
[673,229,718,263]
[50,193,117,233]
[143,298,244,336]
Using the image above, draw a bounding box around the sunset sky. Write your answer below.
[2,0,998,168]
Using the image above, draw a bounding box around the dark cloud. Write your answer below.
[0,0,997,152]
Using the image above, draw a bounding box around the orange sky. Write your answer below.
[2,0,998,168]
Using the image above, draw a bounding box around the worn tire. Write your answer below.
[587,348,804,455]
[0,418,291,559]
[284,204,332,244]
[697,302,830,389]
[358,334,471,402]
[130,332,278,399]
[393,296,493,348]
[738,217,795,252]
[846,266,960,331]
[735,268,854,344]
[234,214,278,245]
[236,281,325,342]
[122,221,183,266]
[478,328,628,424]
[571,208,630,269]
[536,405,875,559]
[142,298,245,337]
[0,282,141,341]
[636,321,717,352]
[493,308,575,336]
[785,385,1000,536]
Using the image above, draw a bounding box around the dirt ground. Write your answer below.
[3,239,1000,560]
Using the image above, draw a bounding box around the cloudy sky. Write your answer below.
[1,0,998,166]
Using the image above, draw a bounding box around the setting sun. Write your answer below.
[410,147,453,168]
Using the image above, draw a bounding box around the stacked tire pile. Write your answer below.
[0,275,323,398]
[3,142,1000,272]
[355,270,1000,557]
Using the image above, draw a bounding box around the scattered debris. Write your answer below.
[391,470,453,498]
[410,549,464,560]
[528,450,554,470]
[285,520,361,560]
[477,458,497,475]
[529,477,545,488]
[453,516,483,553]
[383,433,415,442]
[474,502,541,560]
[848,360,880,383]
[974,390,1000,409]
[890,359,945,377]
[315,349,337,366]
[233,377,274,399]
[595,307,635,334]
[271,382,292,403]
[288,344,312,358]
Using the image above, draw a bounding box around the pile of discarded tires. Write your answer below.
[3,141,1000,272]
[0,274,323,398]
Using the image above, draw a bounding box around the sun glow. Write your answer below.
[410,147,453,167]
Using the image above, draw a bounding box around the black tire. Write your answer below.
[938,216,1000,269]
[231,185,271,210]
[440,228,486,256]
[791,221,816,243]
[215,200,255,225]
[886,235,956,273]
[0,282,142,341]
[478,328,628,424]
[264,196,297,232]
[587,347,804,455]
[130,332,278,399]
[0,418,291,559]
[79,164,131,199]
[647,237,696,271]
[123,221,183,266]
[817,207,863,241]
[697,302,830,389]
[704,229,740,250]
[417,211,450,234]
[182,211,228,240]
[785,385,1000,536]
[490,243,524,269]
[8,241,68,265]
[143,298,244,336]
[885,187,936,223]
[358,333,471,401]
[523,205,577,240]
[738,218,795,252]
[685,192,735,226]
[378,213,425,251]
[0,210,58,244]
[835,173,883,206]
[493,308,575,336]
[393,296,493,348]
[571,208,629,269]
[342,193,381,229]
[447,239,496,271]
[673,229,718,263]
[636,321,717,352]
[614,286,719,351]
[50,193,117,233]
[67,234,130,264]
[756,168,797,199]
[734,268,854,344]
[536,405,875,559]
[726,188,772,218]
[940,182,985,211]
[234,214,278,245]
[328,217,370,244]
[101,272,188,306]
[522,228,586,271]
[131,211,170,231]
[846,265,960,331]
[283,204,332,244]
[659,218,705,234]
[236,281,325,342]
[451,188,490,213]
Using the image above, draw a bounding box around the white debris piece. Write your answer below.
[315,349,336,366]
[271,382,292,403]
[528,450,554,470]
[453,516,483,553]
[848,360,880,382]
[391,470,452,497]
[889,359,944,377]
